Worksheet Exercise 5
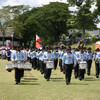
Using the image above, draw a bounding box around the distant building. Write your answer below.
[0,27,20,47]
[69,29,100,36]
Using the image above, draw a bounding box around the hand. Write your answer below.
[78,59,81,62]
[73,65,76,67]
[62,66,64,70]
[53,58,55,60]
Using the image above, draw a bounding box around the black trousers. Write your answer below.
[39,60,44,74]
[15,68,24,83]
[7,57,11,61]
[54,59,58,70]
[44,63,52,80]
[31,58,37,69]
[79,69,85,80]
[95,63,100,77]
[59,59,63,72]
[64,64,73,83]
[87,60,92,75]
[36,59,40,70]
[74,63,79,78]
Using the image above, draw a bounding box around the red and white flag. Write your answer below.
[36,34,41,42]
[36,42,40,49]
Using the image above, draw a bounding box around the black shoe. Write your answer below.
[96,76,99,78]
[16,82,19,84]
[66,82,70,85]
[87,73,90,76]
[47,78,50,81]
[41,72,44,74]
[75,76,78,79]
[79,77,82,81]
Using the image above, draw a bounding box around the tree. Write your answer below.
[12,2,70,46]
[0,9,10,45]
[67,0,97,39]
[30,2,70,45]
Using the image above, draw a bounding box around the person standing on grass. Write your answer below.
[86,47,93,76]
[12,46,26,84]
[94,48,100,78]
[76,47,87,81]
[52,48,58,70]
[58,47,64,72]
[43,48,54,81]
[74,48,80,79]
[62,47,76,85]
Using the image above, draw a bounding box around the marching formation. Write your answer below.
[1,45,100,85]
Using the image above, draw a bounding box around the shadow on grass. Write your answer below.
[21,80,37,82]
[23,78,38,80]
[84,77,98,81]
[19,83,40,85]
[50,78,65,82]
[71,83,89,85]
[51,78,64,79]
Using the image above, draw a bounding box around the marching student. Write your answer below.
[94,48,100,78]
[86,47,93,75]
[43,48,54,81]
[52,48,58,70]
[12,46,26,84]
[38,49,44,74]
[76,47,87,81]
[30,49,37,69]
[62,47,76,85]
[74,48,80,78]
[58,47,64,72]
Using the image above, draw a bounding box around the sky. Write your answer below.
[0,0,99,28]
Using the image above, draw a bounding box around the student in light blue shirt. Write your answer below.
[58,48,64,72]
[43,48,54,81]
[62,47,76,85]
[86,47,93,75]
[30,49,37,69]
[76,47,87,81]
[12,46,27,85]
[94,48,100,78]
[52,49,58,70]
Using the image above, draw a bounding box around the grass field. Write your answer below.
[0,59,100,100]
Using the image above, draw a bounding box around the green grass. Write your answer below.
[0,60,100,100]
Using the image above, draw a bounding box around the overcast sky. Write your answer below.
[0,0,99,28]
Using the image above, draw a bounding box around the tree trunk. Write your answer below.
[82,28,85,40]
[2,32,5,46]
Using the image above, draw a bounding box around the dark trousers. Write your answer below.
[74,63,79,78]
[7,57,11,61]
[39,60,44,74]
[44,63,52,80]
[79,69,85,80]
[15,68,24,83]
[31,58,37,69]
[95,63,100,77]
[87,60,92,75]
[54,59,58,70]
[59,59,63,72]
[65,64,73,83]
[36,59,40,70]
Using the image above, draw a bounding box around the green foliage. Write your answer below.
[11,2,70,46]
[85,32,90,38]
[91,36,97,43]
[68,0,97,39]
